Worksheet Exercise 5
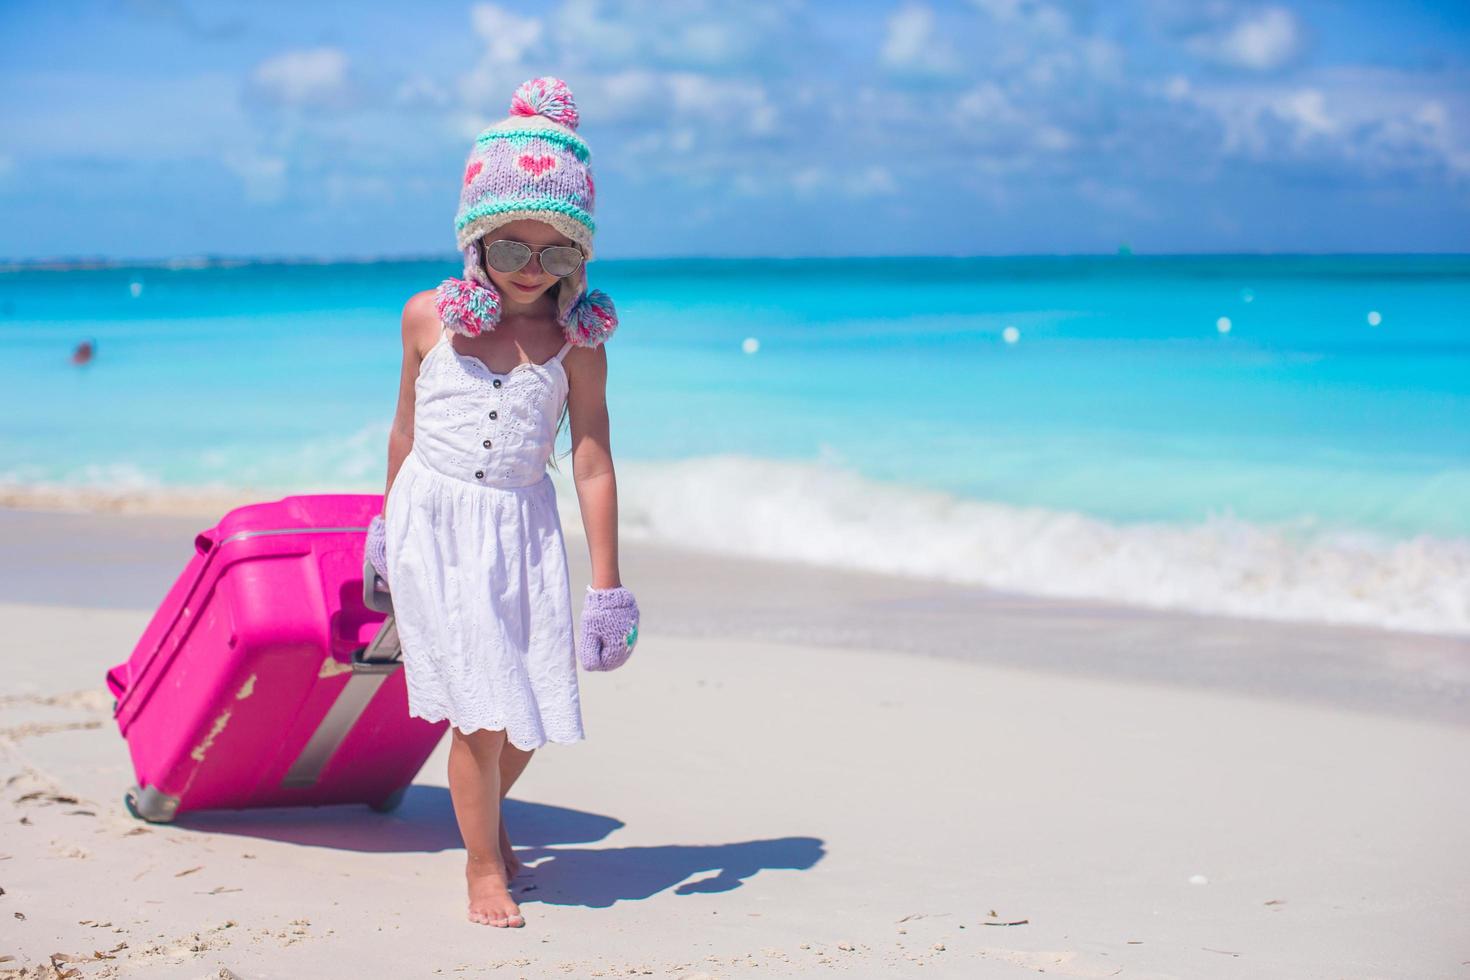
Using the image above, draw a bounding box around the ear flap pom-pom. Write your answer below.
[558,288,618,348]
[435,277,501,337]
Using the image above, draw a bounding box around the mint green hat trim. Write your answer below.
[474,127,591,162]
[456,198,595,233]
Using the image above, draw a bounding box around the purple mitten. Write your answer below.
[366,513,389,588]
[577,585,639,672]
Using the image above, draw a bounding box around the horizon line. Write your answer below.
[5,248,1470,272]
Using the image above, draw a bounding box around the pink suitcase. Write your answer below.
[106,494,447,823]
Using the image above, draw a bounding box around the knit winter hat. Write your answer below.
[437,76,617,347]
[455,76,595,260]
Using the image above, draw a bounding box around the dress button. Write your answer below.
[482,439,492,448]
[474,470,484,479]
[489,410,498,420]
[492,379,502,388]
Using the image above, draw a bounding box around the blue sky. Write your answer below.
[2,0,1468,259]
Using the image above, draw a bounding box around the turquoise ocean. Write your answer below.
[3,255,1466,635]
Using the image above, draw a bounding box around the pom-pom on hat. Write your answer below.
[440,76,615,346]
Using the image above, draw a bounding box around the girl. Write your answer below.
[364,77,640,929]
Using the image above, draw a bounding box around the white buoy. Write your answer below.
[741,337,759,354]
[1367,310,1382,326]
[1002,325,1020,344]
[129,280,144,298]
[1216,316,1232,334]
[1189,874,1209,886]
[1241,288,1254,303]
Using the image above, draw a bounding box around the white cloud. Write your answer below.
[552,0,796,70]
[1021,45,1120,88]
[668,73,774,132]
[962,2,1123,92]
[1414,101,1447,131]
[250,47,350,108]
[470,4,544,64]
[589,68,775,136]
[881,4,932,65]
[1274,88,1334,138]
[1185,85,1336,155]
[556,0,641,63]
[457,5,784,149]
[1188,6,1303,72]
[880,3,961,77]
[955,82,1076,153]
[968,0,1072,38]
[789,164,897,197]
[224,153,287,204]
[588,69,659,121]
[957,82,1020,124]
[1033,123,1074,151]
[1175,66,1470,180]
[1363,96,1470,177]
[458,5,546,117]
[676,22,749,65]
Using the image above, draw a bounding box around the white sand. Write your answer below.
[2,593,1467,976]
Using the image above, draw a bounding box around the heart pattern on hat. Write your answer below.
[463,160,483,186]
[517,153,559,178]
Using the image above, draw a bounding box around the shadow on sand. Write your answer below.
[511,837,825,908]
[171,785,825,907]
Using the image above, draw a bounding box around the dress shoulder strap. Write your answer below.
[431,324,454,356]
[553,340,575,362]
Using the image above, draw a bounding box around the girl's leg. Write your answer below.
[500,742,534,796]
[498,743,534,878]
[447,727,524,927]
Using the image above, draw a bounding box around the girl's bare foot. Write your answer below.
[499,821,524,880]
[465,855,524,927]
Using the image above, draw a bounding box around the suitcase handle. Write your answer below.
[363,556,394,616]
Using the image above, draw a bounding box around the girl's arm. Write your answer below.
[382,291,439,520]
[564,344,623,589]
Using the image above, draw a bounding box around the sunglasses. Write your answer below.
[480,239,585,279]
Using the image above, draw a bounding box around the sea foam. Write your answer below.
[550,454,1470,637]
[5,436,1464,637]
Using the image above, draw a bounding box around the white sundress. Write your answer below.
[384,323,584,750]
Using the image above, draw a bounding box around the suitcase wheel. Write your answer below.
[125,785,180,823]
[369,786,408,813]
